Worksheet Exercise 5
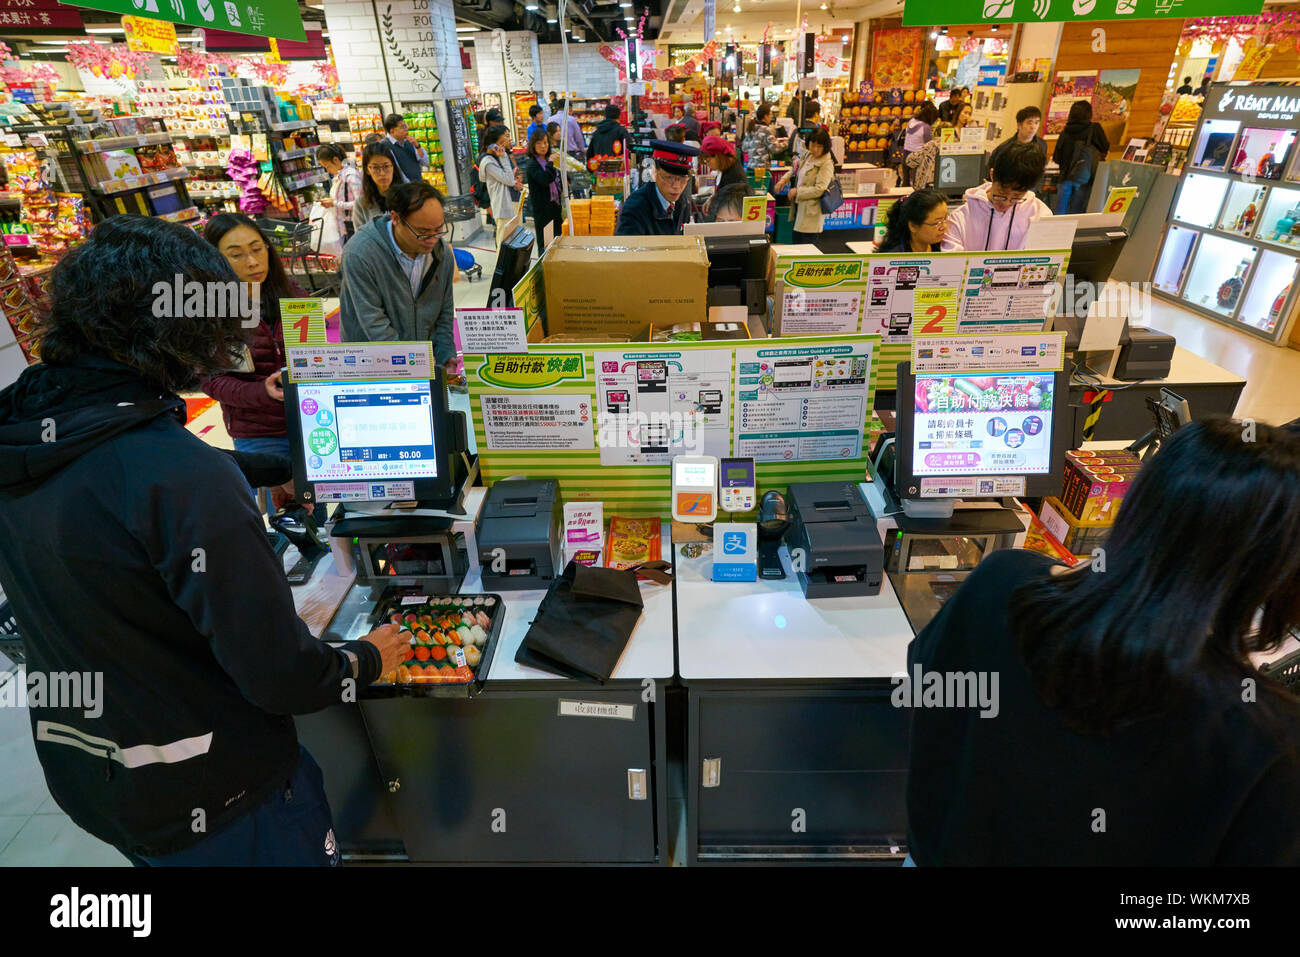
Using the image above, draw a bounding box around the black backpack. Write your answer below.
[471,156,490,209]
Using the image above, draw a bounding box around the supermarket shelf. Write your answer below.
[178,161,228,169]
[269,119,315,132]
[92,167,189,194]
[75,131,173,153]
[284,170,328,191]
[191,189,240,199]
[158,206,201,224]
[274,146,316,161]
[169,128,231,138]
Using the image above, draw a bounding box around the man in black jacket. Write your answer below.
[0,216,408,865]
[616,139,700,236]
[587,104,630,161]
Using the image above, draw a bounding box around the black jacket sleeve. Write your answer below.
[1091,122,1111,159]
[525,158,560,214]
[131,442,382,715]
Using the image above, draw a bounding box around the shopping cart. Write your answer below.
[256,216,339,296]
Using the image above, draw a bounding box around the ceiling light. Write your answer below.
[456,25,478,32]
[547,17,557,22]
[930,31,937,38]
[732,3,740,11]
[990,25,999,31]
[620,1,632,6]
[179,36,202,43]
[85,26,125,33]
[526,3,539,9]
[36,39,68,44]
[819,2,827,8]
[940,26,948,34]
[625,15,634,20]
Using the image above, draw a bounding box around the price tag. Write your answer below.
[280,298,328,347]
[2,133,21,148]
[1104,186,1138,215]
[912,288,958,336]
[741,194,767,224]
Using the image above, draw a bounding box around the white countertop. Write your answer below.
[674,543,915,681]
[467,521,676,683]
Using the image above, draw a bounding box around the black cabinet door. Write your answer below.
[360,691,657,862]
[696,690,909,850]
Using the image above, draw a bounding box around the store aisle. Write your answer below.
[1139,298,1300,426]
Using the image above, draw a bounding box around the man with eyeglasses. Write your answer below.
[339,181,457,374]
[616,139,701,236]
[942,143,1052,253]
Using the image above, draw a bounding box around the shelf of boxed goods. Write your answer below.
[74,131,175,153]
[157,206,201,224]
[91,166,189,195]
[283,169,329,192]
[274,146,317,161]
[268,119,316,133]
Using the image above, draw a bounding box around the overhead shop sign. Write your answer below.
[121,15,177,54]
[59,0,305,41]
[902,0,1265,26]
[0,0,86,30]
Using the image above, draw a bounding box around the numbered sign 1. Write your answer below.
[912,288,958,336]
[281,298,328,347]
[1104,186,1138,216]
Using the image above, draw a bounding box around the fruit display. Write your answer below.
[370,594,504,693]
[838,88,919,161]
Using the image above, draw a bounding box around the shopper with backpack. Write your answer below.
[1052,100,1110,214]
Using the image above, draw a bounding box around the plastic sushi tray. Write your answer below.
[365,589,507,698]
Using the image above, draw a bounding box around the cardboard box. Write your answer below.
[543,236,709,341]
[1039,496,1112,557]
[1061,461,1140,524]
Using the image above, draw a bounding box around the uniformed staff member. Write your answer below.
[615,139,701,236]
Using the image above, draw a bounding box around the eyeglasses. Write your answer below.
[988,188,1025,205]
[401,218,447,242]
[922,215,950,228]
[225,243,267,263]
[367,163,394,175]
[657,171,689,186]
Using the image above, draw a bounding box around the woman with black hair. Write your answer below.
[742,102,786,171]
[524,126,563,257]
[315,143,362,244]
[200,213,308,516]
[876,188,948,252]
[1052,99,1110,214]
[480,124,523,243]
[774,126,835,246]
[352,141,397,230]
[906,417,1300,865]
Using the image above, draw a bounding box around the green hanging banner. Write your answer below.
[59,0,305,41]
[902,0,1265,27]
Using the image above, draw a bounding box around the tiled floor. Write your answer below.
[3,231,1300,866]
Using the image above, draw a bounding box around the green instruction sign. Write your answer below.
[60,0,305,41]
[902,0,1263,27]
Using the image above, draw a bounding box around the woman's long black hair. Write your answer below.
[1012,417,1300,735]
[203,212,292,326]
[878,188,946,252]
[360,141,397,212]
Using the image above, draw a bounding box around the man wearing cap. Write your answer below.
[616,139,701,236]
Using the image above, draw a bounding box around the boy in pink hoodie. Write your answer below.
[942,143,1052,252]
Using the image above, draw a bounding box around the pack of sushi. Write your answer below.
[369,593,505,693]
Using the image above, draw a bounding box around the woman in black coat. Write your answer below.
[1051,100,1110,214]
[523,127,563,256]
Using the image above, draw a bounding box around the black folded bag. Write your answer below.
[514,561,647,681]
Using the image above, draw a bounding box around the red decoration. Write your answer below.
[1183,13,1300,53]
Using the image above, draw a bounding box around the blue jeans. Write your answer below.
[1055,181,1090,215]
[135,747,339,866]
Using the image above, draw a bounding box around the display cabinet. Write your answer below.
[1151,83,1300,344]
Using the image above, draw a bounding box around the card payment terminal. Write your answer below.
[719,456,756,512]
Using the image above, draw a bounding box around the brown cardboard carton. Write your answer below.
[542,236,709,340]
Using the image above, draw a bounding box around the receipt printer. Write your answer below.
[1114,325,1175,381]
[784,482,883,599]
[475,479,562,590]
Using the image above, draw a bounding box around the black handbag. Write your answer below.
[514,561,658,681]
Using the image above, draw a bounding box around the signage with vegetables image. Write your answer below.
[913,373,1055,476]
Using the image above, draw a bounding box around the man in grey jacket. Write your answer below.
[339,180,457,372]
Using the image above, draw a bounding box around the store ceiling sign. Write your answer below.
[59,0,305,41]
[200,26,269,51]
[901,0,1265,26]
[121,15,177,54]
[0,0,86,30]
[1211,86,1300,122]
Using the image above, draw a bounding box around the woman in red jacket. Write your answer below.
[202,213,308,516]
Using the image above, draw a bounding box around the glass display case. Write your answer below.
[1152,82,1300,344]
